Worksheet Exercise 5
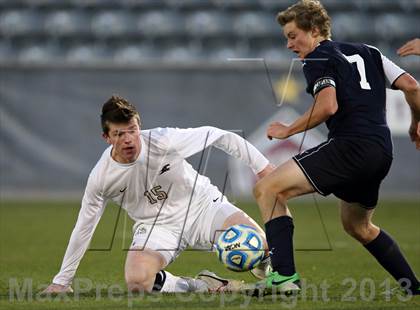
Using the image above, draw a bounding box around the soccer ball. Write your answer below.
[215,224,265,272]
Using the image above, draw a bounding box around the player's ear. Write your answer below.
[102,133,112,144]
[311,27,320,38]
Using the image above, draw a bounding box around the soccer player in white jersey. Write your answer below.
[43,95,274,294]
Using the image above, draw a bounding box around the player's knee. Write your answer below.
[253,180,282,201]
[125,269,154,293]
[253,180,266,200]
[342,223,372,243]
[253,182,289,212]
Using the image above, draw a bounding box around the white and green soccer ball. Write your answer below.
[215,224,265,272]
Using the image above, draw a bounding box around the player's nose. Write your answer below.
[122,133,131,143]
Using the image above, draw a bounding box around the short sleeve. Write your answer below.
[381,54,406,89]
[303,53,337,96]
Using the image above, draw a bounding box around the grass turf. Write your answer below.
[0,198,419,309]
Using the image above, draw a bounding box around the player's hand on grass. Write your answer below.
[41,283,73,294]
[257,164,276,179]
[397,38,420,57]
[408,120,420,149]
[267,122,291,140]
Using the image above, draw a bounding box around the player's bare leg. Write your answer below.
[253,159,314,223]
[341,200,420,295]
[125,248,210,293]
[125,248,166,292]
[251,159,314,296]
[340,201,379,244]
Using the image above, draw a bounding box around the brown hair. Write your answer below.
[277,0,331,39]
[101,95,141,134]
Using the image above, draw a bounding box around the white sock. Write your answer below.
[159,270,191,293]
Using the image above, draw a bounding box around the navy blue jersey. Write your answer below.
[303,40,393,155]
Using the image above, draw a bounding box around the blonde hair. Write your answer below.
[277,0,331,39]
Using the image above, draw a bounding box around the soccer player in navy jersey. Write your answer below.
[251,0,420,296]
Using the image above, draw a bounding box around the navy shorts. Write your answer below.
[293,137,392,209]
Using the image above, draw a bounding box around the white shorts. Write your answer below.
[130,200,241,266]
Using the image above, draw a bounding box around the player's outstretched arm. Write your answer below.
[410,122,420,150]
[397,38,420,57]
[267,86,337,140]
[46,175,106,289]
[394,73,420,149]
[41,283,73,294]
[169,126,269,175]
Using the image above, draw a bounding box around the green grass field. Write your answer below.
[1,199,419,309]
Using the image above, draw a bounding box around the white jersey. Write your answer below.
[53,126,269,286]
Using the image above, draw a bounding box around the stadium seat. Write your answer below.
[258,46,290,63]
[233,12,278,38]
[44,10,90,37]
[207,45,244,62]
[0,9,43,37]
[91,11,135,38]
[0,0,16,8]
[161,45,202,63]
[211,0,260,10]
[137,11,184,37]
[258,0,296,11]
[400,52,420,68]
[120,0,166,9]
[0,0,415,67]
[331,13,374,41]
[113,44,160,64]
[374,14,418,40]
[66,43,111,64]
[20,0,62,8]
[66,0,119,9]
[185,11,232,37]
[323,0,359,11]
[164,0,214,10]
[18,44,60,64]
[354,0,405,12]
[398,0,420,12]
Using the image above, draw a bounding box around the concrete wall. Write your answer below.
[1,65,419,199]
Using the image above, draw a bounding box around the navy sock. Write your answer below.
[364,230,419,292]
[152,270,166,292]
[265,216,296,276]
